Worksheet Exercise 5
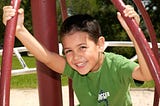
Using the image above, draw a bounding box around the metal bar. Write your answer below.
[59,0,75,106]
[1,42,160,56]
[11,68,36,76]
[133,0,159,62]
[14,48,28,69]
[104,41,160,48]
[132,0,160,105]
[111,0,160,96]
[0,0,21,106]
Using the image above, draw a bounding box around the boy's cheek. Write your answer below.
[66,57,72,65]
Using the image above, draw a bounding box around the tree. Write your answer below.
[141,0,160,42]
[0,0,9,47]
[0,0,159,58]
[0,0,32,47]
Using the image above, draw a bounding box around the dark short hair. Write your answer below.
[60,14,102,43]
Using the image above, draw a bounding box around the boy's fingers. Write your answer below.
[117,12,125,26]
[3,6,16,17]
[18,8,24,14]
[123,5,140,25]
[3,6,13,10]
[124,7,134,16]
[2,6,24,25]
[127,11,140,25]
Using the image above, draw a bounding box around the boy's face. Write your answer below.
[62,31,104,75]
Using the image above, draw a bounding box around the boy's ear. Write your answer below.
[97,36,105,52]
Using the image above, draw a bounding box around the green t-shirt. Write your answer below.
[63,52,139,106]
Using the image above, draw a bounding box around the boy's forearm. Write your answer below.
[15,27,50,64]
[126,29,152,81]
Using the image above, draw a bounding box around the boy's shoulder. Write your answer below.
[104,52,130,64]
[104,52,125,59]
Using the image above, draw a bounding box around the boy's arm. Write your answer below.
[16,26,66,74]
[125,29,152,81]
[117,6,152,81]
[3,6,66,74]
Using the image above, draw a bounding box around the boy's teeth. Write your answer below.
[77,63,84,66]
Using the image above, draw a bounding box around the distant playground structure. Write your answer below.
[0,0,160,106]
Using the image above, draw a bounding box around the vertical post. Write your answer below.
[60,0,75,106]
[30,0,63,106]
[0,0,21,106]
[60,0,68,21]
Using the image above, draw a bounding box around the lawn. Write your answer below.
[0,56,69,88]
[0,56,155,88]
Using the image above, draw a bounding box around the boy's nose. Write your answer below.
[73,52,82,61]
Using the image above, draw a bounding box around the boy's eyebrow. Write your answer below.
[63,43,87,50]
[63,47,70,51]
[77,43,87,46]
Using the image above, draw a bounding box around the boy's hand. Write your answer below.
[3,6,24,30]
[117,5,140,31]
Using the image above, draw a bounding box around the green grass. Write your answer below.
[11,74,38,88]
[0,56,38,88]
[12,56,36,69]
[0,56,69,88]
[0,56,155,88]
[131,80,155,88]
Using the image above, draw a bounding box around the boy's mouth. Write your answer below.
[75,61,87,68]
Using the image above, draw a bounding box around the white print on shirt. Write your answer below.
[98,90,110,105]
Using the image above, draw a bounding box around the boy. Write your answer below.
[3,5,152,106]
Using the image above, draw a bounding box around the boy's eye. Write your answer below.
[64,50,72,55]
[81,46,87,48]
[80,46,87,50]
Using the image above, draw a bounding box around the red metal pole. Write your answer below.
[134,0,160,106]
[0,0,21,106]
[111,0,160,95]
[60,0,75,106]
[133,0,159,63]
[132,1,160,105]
[30,0,63,106]
[60,0,68,21]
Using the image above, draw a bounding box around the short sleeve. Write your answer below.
[62,62,75,78]
[113,54,139,85]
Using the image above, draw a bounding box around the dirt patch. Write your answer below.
[10,87,159,106]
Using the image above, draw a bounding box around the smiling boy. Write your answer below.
[3,5,152,106]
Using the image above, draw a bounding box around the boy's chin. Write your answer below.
[78,70,89,75]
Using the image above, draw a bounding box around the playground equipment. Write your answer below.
[0,0,160,106]
[112,0,160,106]
[0,42,160,105]
[0,0,21,106]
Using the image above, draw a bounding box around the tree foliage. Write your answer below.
[0,0,9,48]
[0,0,159,58]
[0,0,32,47]
[141,0,160,42]
[58,0,160,58]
